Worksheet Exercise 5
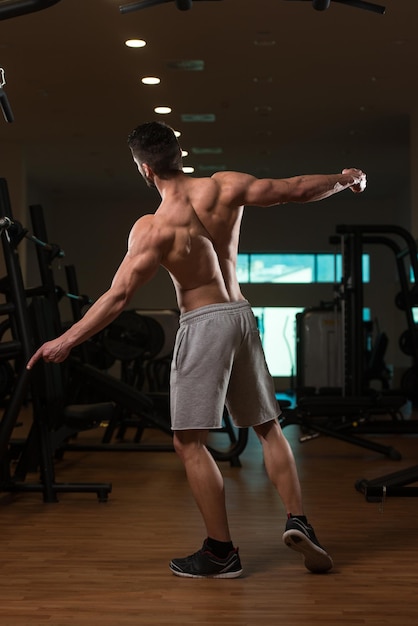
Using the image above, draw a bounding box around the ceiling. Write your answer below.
[0,0,416,205]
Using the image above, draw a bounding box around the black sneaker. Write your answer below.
[282,516,333,573]
[169,541,243,579]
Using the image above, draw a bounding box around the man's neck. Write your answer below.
[155,170,186,196]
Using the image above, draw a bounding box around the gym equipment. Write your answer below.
[103,311,163,362]
[0,67,14,123]
[341,225,418,502]
[355,466,418,502]
[18,296,114,502]
[0,181,35,470]
[282,223,418,460]
[284,0,385,14]
[0,179,112,501]
[0,359,14,400]
[0,0,61,21]
[62,264,114,371]
[281,398,403,460]
[296,308,391,393]
[120,0,385,12]
[280,222,418,498]
[119,0,223,14]
[335,225,418,402]
[296,306,343,392]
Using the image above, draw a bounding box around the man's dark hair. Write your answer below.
[127,121,182,177]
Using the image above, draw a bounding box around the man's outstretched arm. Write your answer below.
[214,167,366,208]
[26,216,164,369]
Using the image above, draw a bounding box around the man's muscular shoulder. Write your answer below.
[211,170,257,207]
[128,213,174,258]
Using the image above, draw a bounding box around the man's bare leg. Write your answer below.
[173,429,231,542]
[253,418,304,515]
[253,419,333,573]
[170,429,243,578]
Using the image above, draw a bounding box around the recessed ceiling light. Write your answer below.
[181,150,188,157]
[141,76,161,85]
[125,39,146,48]
[183,166,194,174]
[154,106,172,115]
[174,130,181,137]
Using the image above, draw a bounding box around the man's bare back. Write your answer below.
[152,173,245,313]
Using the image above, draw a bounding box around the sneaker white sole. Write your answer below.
[169,564,243,579]
[282,529,333,573]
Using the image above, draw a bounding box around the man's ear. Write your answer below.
[141,162,151,178]
[139,162,157,189]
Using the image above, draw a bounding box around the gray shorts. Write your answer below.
[170,301,281,430]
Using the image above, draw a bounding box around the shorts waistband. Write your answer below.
[179,300,251,325]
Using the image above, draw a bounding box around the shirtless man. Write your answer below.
[27,121,366,579]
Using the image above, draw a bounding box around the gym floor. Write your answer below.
[0,405,417,625]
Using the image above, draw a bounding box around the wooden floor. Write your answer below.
[1,408,418,626]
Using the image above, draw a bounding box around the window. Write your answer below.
[252,307,304,377]
[237,253,370,283]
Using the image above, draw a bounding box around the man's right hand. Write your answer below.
[26,337,72,370]
[342,168,367,193]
